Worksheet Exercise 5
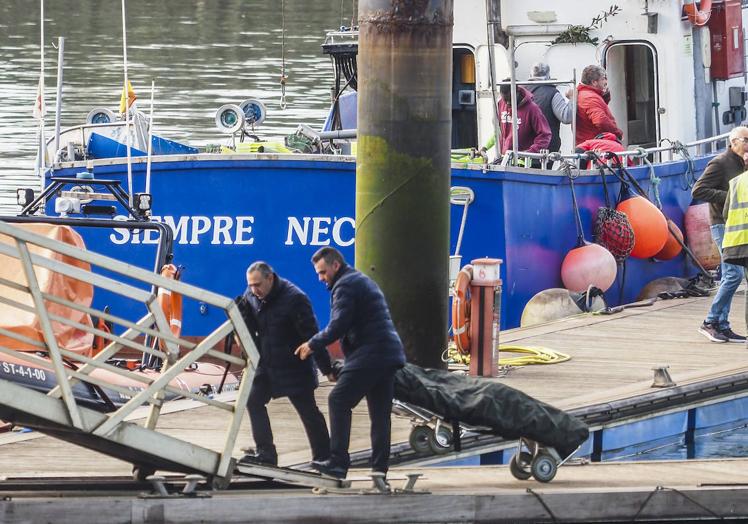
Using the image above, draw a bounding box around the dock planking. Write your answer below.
[0,292,745,479]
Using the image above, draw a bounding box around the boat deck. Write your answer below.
[0,291,745,478]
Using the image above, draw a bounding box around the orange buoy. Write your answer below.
[684,203,720,270]
[452,265,473,355]
[616,196,668,259]
[561,242,617,292]
[654,219,684,260]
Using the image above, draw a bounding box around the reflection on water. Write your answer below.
[0,0,354,209]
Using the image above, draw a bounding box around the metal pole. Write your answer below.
[122,0,134,212]
[53,36,64,156]
[571,68,577,151]
[37,0,46,196]
[485,0,501,159]
[146,80,155,195]
[356,0,453,368]
[509,34,518,165]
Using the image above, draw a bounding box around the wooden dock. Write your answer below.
[0,291,746,522]
[0,291,745,475]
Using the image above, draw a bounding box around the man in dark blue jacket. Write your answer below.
[239,261,332,466]
[296,247,406,479]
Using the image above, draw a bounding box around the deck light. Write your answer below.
[134,193,152,212]
[16,188,34,208]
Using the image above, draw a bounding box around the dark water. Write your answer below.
[0,0,355,209]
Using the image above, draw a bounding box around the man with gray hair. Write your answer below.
[238,261,333,466]
[693,126,748,343]
[575,64,623,144]
[527,62,572,157]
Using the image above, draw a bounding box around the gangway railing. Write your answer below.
[0,220,260,487]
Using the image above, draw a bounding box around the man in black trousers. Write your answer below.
[238,261,333,466]
[296,247,406,479]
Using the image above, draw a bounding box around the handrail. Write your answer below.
[0,220,258,485]
[499,131,729,170]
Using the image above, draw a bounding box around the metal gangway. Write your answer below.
[0,220,343,490]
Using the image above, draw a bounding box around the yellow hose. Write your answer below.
[443,344,570,366]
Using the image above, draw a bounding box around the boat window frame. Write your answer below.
[451,44,479,150]
[600,39,662,147]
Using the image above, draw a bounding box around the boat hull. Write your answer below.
[47,154,708,334]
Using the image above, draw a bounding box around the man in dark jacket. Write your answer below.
[692,126,748,343]
[526,62,572,156]
[295,247,406,479]
[239,261,332,466]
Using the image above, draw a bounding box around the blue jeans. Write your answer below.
[705,224,746,329]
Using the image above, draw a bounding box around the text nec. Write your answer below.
[109,215,355,247]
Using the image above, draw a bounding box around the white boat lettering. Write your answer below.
[1,362,46,382]
[285,216,355,247]
[109,215,255,246]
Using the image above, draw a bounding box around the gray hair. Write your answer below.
[729,126,748,143]
[581,65,607,85]
[247,261,274,277]
[529,62,550,80]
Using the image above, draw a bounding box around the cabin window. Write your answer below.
[603,42,660,148]
[452,48,478,149]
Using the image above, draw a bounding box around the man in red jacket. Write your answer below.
[575,65,623,145]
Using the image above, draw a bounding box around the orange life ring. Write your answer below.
[452,265,473,355]
[684,0,712,26]
[157,264,183,349]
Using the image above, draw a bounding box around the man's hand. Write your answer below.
[742,152,748,164]
[326,373,338,383]
[295,342,313,361]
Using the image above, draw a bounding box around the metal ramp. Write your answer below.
[0,220,340,490]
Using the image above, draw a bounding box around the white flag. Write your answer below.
[32,75,45,120]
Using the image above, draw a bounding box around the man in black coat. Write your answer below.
[692,126,748,343]
[296,247,406,479]
[239,261,332,466]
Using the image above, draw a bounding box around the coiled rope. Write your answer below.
[442,345,571,367]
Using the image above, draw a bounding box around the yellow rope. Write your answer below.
[444,345,570,367]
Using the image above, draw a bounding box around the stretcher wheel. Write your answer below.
[409,425,433,455]
[531,453,557,483]
[509,451,533,480]
[429,426,453,454]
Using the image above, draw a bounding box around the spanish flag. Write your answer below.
[119,80,137,113]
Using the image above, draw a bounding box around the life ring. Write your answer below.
[452,265,473,355]
[157,264,183,349]
[683,0,712,26]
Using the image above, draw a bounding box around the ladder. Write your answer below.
[0,220,341,490]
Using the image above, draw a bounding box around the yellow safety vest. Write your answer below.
[723,172,748,249]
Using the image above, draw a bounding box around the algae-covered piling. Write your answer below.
[356,0,454,368]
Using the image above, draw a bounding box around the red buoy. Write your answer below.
[684,203,720,270]
[616,196,668,258]
[561,243,617,292]
[654,219,684,260]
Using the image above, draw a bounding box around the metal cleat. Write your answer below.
[146,475,169,497]
[182,474,205,495]
[369,472,391,493]
[400,472,422,492]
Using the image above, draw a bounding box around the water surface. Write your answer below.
[0,0,354,209]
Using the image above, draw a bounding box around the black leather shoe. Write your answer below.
[239,451,277,467]
[311,459,347,479]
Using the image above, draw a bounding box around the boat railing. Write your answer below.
[504,131,730,171]
[0,220,257,485]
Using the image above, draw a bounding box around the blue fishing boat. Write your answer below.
[12,0,748,337]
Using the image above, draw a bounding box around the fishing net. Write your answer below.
[594,207,635,261]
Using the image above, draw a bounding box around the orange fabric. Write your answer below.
[0,224,94,355]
